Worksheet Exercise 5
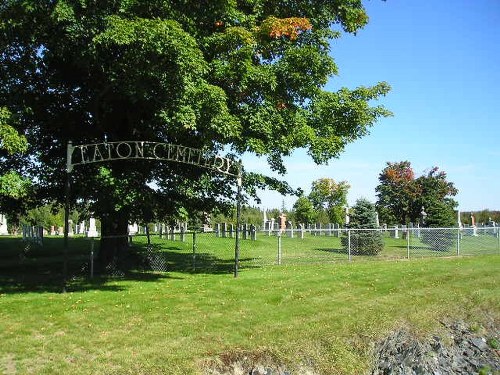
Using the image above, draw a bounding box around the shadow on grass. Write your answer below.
[155,246,260,274]
[313,247,348,255]
[0,237,255,294]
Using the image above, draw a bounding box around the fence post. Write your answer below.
[497,229,500,253]
[348,229,351,262]
[180,225,185,242]
[90,237,94,279]
[192,231,197,272]
[407,227,410,259]
[277,231,282,265]
[457,227,461,256]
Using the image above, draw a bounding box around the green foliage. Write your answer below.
[415,167,458,228]
[0,171,31,200]
[376,162,458,227]
[376,161,416,225]
[0,107,31,213]
[461,210,500,225]
[293,195,316,225]
[341,198,383,255]
[22,204,64,229]
[0,107,28,155]
[0,1,391,240]
[308,178,349,224]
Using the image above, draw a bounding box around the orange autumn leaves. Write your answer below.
[261,16,312,40]
[215,16,312,41]
[385,167,414,183]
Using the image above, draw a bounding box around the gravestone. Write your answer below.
[314,223,321,236]
[287,221,294,238]
[334,223,340,238]
[393,225,399,239]
[128,223,138,235]
[0,214,9,235]
[180,225,186,242]
[79,221,86,235]
[68,220,74,236]
[250,224,257,241]
[279,213,287,234]
[268,219,274,236]
[86,217,99,237]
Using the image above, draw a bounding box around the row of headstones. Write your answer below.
[48,218,99,237]
[0,214,99,238]
[127,222,188,236]
[128,223,190,242]
[263,222,346,238]
[214,223,258,240]
[383,224,497,238]
[22,225,44,245]
[260,222,433,239]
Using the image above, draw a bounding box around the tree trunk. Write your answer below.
[98,208,130,270]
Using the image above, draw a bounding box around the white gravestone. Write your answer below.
[86,217,99,237]
[128,223,138,235]
[79,221,86,235]
[0,214,9,235]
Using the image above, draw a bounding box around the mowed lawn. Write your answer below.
[0,239,498,374]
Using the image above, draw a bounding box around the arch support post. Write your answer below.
[234,161,243,278]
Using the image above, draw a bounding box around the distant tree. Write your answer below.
[241,206,265,226]
[415,167,458,228]
[376,162,458,227]
[293,195,316,225]
[375,161,417,225]
[412,167,459,252]
[465,209,500,225]
[308,178,350,224]
[341,198,383,255]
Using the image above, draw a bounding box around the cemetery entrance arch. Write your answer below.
[63,140,243,286]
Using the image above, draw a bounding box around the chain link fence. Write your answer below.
[1,227,498,291]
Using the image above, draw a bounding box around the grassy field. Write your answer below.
[0,236,499,374]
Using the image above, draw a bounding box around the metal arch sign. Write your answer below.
[66,140,240,177]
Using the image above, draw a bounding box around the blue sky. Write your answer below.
[243,0,500,212]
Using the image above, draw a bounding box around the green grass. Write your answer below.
[0,236,498,374]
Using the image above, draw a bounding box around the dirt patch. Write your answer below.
[200,348,318,375]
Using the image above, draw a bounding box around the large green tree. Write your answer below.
[1,1,391,265]
[308,178,350,224]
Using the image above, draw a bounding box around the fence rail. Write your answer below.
[1,227,498,289]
